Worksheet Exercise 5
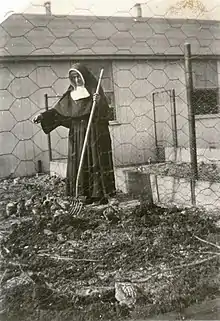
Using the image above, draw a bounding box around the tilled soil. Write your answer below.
[0,174,219,321]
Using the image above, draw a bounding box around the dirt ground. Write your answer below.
[0,172,220,321]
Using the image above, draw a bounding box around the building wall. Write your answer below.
[0,61,70,177]
[0,58,189,178]
[111,60,188,166]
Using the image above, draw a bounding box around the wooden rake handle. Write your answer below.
[75,68,104,198]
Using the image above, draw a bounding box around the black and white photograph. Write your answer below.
[0,0,220,320]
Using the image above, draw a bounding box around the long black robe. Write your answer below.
[40,63,116,199]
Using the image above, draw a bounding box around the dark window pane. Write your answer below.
[108,107,116,121]
[192,88,219,115]
[105,91,116,121]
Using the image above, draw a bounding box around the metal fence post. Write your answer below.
[170,89,178,149]
[152,92,160,162]
[184,43,198,181]
[44,93,52,162]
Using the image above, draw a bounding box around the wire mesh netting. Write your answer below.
[1,26,220,208]
[0,1,220,321]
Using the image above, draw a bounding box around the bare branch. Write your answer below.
[37,253,100,262]
[0,269,8,285]
[120,255,218,284]
[194,235,220,250]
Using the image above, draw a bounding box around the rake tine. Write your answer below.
[71,201,80,215]
[69,198,84,216]
[75,202,83,215]
[69,199,76,215]
[69,200,78,215]
[69,200,75,211]
[69,205,75,216]
[70,206,76,216]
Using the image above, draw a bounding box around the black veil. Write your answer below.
[53,63,109,120]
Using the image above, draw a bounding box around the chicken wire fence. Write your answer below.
[2,3,220,321]
[0,5,220,210]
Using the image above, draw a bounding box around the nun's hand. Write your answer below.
[93,93,100,103]
[33,113,43,124]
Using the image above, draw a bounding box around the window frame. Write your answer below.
[192,87,219,116]
[70,60,117,122]
[192,60,219,116]
[105,90,117,122]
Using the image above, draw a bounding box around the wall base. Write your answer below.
[50,160,67,178]
[50,160,150,195]
[165,147,220,165]
[150,174,220,210]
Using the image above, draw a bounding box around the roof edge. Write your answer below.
[0,53,219,62]
[3,12,220,25]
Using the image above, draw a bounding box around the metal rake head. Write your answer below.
[69,198,84,216]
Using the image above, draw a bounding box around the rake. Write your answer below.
[69,68,104,216]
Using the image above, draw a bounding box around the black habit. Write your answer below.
[40,63,116,201]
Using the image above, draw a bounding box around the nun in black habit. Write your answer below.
[33,63,116,204]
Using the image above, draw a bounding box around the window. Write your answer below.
[105,91,116,120]
[192,60,219,115]
[72,61,116,121]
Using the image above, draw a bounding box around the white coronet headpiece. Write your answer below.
[69,68,90,101]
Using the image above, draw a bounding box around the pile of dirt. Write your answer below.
[0,175,220,321]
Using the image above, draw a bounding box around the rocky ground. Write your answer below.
[0,169,220,321]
